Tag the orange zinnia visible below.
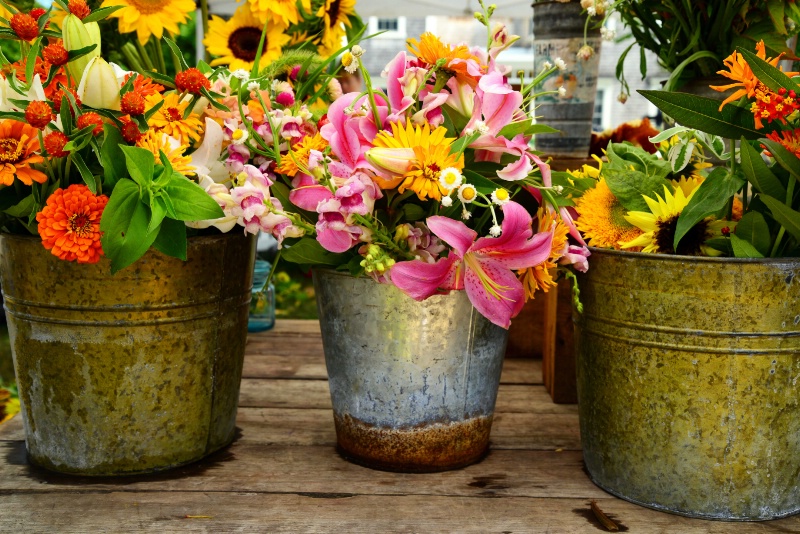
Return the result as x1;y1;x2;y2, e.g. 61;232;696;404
36;184;109;264
407;32;483;87
517;208;569;301
712;41;799;112
0;120;47;186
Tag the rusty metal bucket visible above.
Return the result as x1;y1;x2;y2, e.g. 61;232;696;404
575;248;800;520
0;232;255;476
313;269;509;472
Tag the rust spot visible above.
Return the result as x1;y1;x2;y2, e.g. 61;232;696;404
333;412;493;473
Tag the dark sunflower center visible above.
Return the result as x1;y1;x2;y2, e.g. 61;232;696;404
328;0;341;27
69;213;91;236
654;214;710;255
0;138;23;163
229;27;267;62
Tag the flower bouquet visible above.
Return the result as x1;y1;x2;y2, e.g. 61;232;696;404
0;1;262;475
569;41;800;519
210;2;589;471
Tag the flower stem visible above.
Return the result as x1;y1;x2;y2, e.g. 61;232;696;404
153;37;167;75
352;214;415;260
357;60;383;130
770;177;795;257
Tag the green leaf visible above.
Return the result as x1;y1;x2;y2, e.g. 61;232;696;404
674;167;745;249
606;143;671;180
739;137;786;199
148;194;167;234
163;38;189;72
151;217;187;261
704;236;733;256
761;195;800;242
24;40;40;91
120;145;155;188
602;167;671;212
99;179;159;273
498;120;558;139
282;237;349;265
730;233;765;258
639;90;769;140
2;194;33;218
162;176;224;221
80;5;123;23
401;203;426;221
462;169;503;195
66;44;97;64
70;152;97;194
738;48;800;97
100;124;127;190
734;211;772;256
762;138;800;179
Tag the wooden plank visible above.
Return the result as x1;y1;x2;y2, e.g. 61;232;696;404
542;279;578;403
0;414;22;441
0;491;794;533
242;353;543;384
238;379;577;415
0;442;598;498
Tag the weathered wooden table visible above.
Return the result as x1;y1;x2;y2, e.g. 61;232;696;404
1;320;799;533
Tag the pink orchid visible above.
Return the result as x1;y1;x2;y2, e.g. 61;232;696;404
384;52;417;122
560;244;591;273
231;181;269;234
391;201;553;328
289;173;333;211
262;198;305;245
470;133;534;181
411;90;448;127
443;77;475;121
315;199;369;253
465;68;522;136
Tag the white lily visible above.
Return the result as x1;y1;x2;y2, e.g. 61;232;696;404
186;119;238;232
0;74;45;112
77;57;121;110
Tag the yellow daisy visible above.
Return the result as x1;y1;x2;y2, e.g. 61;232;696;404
518;207;570;301
275;133;329;177
204;3;291;72
248;0;310;27
136;130;195;176
621;185;724;256
574;178;643;250
316;0;357;55
369;121;464;201
100;0;195;45
0;388;19;425
146;92;204;146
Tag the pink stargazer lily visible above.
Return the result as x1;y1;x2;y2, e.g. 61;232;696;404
391;201;553;328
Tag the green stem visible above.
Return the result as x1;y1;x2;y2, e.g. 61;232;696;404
352;214;415;260
265;247;281;286
770;178;796;257
122;43;146;74
152;37;167;75
63;155;72;189
358;62;383;130
135;39;154;71
37;130;57;183
200;0;210;63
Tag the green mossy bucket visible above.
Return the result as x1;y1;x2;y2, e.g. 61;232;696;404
575;248;800;520
0;232;254;476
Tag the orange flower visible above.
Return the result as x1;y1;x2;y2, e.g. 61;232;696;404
36;184;109;264
43;131;70;157
67;0;92;19
42;40;69;66
126;73;164;97
175;68;210;94
517;208;569;301
712;41;799;112
750;86;800;129
9;13;39;41
25;101;54;130
77;112;104;135
9;58;68;100
0;120;47;186
275;132;328;176
766;129;800;159
407;33;483;87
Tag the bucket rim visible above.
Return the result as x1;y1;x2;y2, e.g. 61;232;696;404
587;246;800;266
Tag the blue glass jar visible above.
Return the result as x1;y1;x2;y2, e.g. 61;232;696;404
248;260;275;332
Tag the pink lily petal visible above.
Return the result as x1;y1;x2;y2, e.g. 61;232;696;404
391;254;461;301
531;154;551;187
497;153;532;181
426;216;477;257
561;206;587;246
463;255;525;328
473;202;554;269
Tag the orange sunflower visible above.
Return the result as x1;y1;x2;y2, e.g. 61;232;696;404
711;40;799;112
36;184;109;264
145;92;204;145
407;33;483;87
0;120;47;186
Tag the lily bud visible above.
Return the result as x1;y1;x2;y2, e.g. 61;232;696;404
365;147;415;176
77;57;121;111
62;14;101;83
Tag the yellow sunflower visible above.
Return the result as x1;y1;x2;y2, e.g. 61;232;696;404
136;130;195;175
248;0;309;27
146;92;204;146
0;388;19;425
100;0;195;45
316;0;357;56
621;186;725;256
368;121;464;202
205;3;290;72
574;178;643;250
275;133;329;177
518;207;569;301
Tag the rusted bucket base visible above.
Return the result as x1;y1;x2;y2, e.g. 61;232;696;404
587;473;800;522
333;413;493;473
26;433;236;477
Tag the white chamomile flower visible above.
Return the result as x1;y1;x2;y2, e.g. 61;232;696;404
231;69;250;81
491;188;510;206
231;128;249;145
600;27;616;41
461;209;472;220
441;195;453;207
475;120;489;135
541;60;552;71
342;51;359;74
586;6;596;16
247;81;261;93
554;57;567;71
351;45;365;57
489;224;502;237
553;185;564;194
558;86;567;97
438;167;463;191
457;184;478;204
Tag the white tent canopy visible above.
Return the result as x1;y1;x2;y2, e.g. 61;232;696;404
206;0;533;18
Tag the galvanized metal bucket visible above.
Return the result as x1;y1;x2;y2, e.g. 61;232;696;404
0;232;255;476
575;248;800;520
313;269;509;472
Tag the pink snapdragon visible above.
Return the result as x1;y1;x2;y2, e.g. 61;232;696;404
391;201;553;328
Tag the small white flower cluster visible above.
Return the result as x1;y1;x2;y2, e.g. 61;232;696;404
600;26;616;41
581;0;611;16
554;57;567;71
